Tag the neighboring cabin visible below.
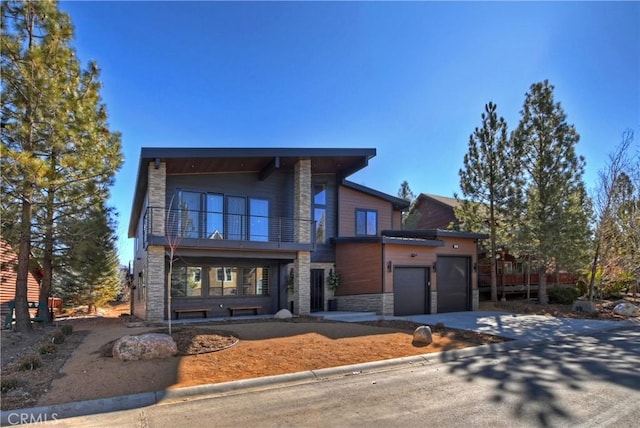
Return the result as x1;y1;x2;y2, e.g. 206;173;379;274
0;239;41;317
128;148;486;322
405;193;579;296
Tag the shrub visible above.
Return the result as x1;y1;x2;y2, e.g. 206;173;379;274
1;377;19;393
39;343;58;354
52;330;66;344
19;354;42;371
548;286;581;305
60;324;73;335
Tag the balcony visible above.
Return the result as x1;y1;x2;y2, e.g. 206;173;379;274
143;207;315;252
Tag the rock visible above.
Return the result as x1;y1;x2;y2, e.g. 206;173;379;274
412;326;433;346
572;300;597;313
112;333;178;361
613;302;640;317
433;322;445;332
274;309;293;319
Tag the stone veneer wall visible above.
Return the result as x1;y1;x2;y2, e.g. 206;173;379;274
335;293;394;315
145;161;166;323
430;291;438;314
146;246;165;323
472;289;479;311
293;159;311;315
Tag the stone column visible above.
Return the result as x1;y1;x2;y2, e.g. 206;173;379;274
293;159;311;314
146;161;166;322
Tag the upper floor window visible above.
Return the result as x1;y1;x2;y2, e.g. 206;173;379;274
314;184;327;244
356;209;377;236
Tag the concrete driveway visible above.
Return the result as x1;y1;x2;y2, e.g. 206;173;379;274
319;310;638;342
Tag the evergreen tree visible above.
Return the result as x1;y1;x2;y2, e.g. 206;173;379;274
398;180;417;229
1;0;122;330
55;204;121;311
512;80;588;304
457;102;520;302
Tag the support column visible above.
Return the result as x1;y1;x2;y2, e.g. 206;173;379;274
293;159;311;315
145;161;166;322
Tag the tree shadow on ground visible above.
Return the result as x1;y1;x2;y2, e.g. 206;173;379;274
440;327;640;427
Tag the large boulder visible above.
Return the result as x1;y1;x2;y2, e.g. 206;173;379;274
274;309;293;319
613;302;640;317
112;333;178;361
412;325;433;346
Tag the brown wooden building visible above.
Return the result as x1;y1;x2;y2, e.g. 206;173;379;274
0;239;41;317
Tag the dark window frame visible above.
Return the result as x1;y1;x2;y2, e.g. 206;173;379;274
355;208;378;236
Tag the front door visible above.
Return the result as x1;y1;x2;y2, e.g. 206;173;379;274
310;269;325;312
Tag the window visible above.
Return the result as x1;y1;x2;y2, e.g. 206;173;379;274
249;198;269;242
206;193;224;238
170;266;203;297
178;191;202;238
177;190;270;241
209;266;269;296
356;209;377;236
314;185;327;243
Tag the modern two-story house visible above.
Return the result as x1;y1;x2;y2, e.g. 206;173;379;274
128;148;486;323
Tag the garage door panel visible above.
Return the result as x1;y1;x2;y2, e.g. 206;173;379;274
393;267;429;316
437;257;470;313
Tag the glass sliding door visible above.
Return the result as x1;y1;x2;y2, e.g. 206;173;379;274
206;193;224;239
226;196;246;240
249;198;269;242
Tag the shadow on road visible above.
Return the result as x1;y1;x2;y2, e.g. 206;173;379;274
440;327;640;427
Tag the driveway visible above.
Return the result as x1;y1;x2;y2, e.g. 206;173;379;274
320;310;637;342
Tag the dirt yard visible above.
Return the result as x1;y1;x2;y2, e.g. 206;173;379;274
1;297;634;411
1;303;503;410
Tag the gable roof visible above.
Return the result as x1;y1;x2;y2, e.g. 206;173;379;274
341;180;410;210
128;147;377;237
416;193;461;209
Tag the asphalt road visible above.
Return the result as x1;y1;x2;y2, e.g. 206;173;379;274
19;325;639;428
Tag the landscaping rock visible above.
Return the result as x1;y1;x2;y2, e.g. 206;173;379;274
274;309;293;319
412;326;433;346
613;302;640;317
112;333;178;361
572;300;597;313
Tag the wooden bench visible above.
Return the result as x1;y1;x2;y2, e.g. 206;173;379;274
227;306;261;317
173;308;210;320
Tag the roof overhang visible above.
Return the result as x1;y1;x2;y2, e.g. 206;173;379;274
341;180;410;210
128;147;376;237
381;229;489;240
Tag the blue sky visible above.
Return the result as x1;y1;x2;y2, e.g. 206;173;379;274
58;1;640;265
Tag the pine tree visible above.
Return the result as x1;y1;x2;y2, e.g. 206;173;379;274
398;180;417;229
512;80;588;304
1;0;122;331
457;102;520;302
55;204;121;311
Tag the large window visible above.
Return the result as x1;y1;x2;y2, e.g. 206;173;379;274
176;191;269;241
209;266;269;296
356;209;377;236
170;266;203;297
314;184;327;243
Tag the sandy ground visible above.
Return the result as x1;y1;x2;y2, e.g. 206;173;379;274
36;316;480;407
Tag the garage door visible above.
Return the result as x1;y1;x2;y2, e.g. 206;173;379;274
437;256;471;313
393;267;430;316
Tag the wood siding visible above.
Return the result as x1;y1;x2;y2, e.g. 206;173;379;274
412;197;458;229
338;185;395;236
1;240;41;315
336;236;478;296
335;242;382;295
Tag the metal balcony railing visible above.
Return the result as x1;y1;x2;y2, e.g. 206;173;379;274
143;207;314;247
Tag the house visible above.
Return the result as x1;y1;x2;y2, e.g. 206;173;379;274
128;148;486;322
405;193;461;230
0;239;42;317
